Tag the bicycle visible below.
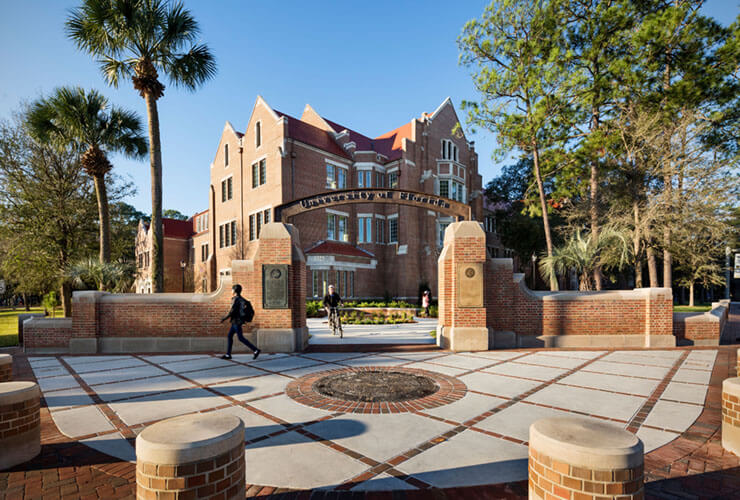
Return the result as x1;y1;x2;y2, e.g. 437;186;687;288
327;306;343;339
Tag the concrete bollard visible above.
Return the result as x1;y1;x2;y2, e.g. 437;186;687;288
736;348;739;377
722;377;740;455
0;354;11;381
529;417;644;500
136;413;245;500
0;381;41;470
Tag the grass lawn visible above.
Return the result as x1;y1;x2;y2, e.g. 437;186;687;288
0;307;63;347
673;304;712;313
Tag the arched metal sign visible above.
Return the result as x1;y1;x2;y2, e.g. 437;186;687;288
274;188;471;222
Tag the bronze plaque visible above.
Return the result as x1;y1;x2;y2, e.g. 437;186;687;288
457;262;483;307
263;264;289;309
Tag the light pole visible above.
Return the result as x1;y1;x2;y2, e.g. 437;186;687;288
180;260;187;292
531;253;537;290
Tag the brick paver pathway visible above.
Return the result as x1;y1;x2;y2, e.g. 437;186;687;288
1;304;739;499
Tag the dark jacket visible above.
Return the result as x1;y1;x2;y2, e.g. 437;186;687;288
223;296;248;325
322;292;342;308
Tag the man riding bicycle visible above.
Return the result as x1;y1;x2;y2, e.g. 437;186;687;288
323;284;343;338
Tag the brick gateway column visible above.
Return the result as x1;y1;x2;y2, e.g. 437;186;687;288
0;354;11;381
0;381;41;470
437;221;488;351
529;417;644;500
722;377;740;455
136;413;245;500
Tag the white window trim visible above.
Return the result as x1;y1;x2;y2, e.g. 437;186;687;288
357;213;373;217
386;167;399;174
220;174;234;183
251;154;268;165
325;158;351;168
354;161;385;172
374;214;386;219
326;208;349;217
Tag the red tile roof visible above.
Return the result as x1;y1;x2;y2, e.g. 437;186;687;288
374;122;413;161
274;110;350;159
162;218;194;239
305;241;375;259
320;117;413;163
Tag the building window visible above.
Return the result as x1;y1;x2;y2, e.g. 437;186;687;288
388;171;398;188
438;221;451;247
375;172;385;187
327;213;348;242
255;121;261;148
196;214;208;233
219;221;237;248
358;216;372;243
256;211;263;238
224;144;229;166
252;159;266;188
441;139;458;161
312;270;331;298
376;218;385;244
201;243;209;261
249;214;256;241
263;208;270;224
439;179;449;198
357;170;372;188
327;163;347;189
389;216;398;243
221;177;233;202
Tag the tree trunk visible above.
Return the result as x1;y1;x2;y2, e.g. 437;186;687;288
22;292;29;311
144;91;164;293
590;163;603;290
663;225;672;290
93;174;111;264
61;282;72;317
647;245;659;287
532;144;558;291
633;200;642;288
689;281;694;307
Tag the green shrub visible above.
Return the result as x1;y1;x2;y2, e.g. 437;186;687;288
306;300;323;317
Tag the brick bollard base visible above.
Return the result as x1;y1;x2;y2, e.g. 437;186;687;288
529;417;645;500
722;377;740;455
0;381;41;470
136;413;245;500
0;354;11;382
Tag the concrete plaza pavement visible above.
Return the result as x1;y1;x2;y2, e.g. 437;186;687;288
307;317;437;345
19;347;722;492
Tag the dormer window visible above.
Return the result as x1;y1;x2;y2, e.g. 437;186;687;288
224;144;229;166
256;121;261;148
441;139;458;162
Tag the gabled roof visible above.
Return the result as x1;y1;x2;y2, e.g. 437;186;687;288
305;240;375;259
274;110;350;159
321;117;412;162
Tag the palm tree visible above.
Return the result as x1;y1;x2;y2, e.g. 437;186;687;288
539;227;630;291
66;0;217;292
67;258;138;293
27;86;146;264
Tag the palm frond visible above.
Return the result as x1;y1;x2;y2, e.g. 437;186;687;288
164;43;217;90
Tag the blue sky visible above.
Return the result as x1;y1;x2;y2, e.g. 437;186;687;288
1;1;736;217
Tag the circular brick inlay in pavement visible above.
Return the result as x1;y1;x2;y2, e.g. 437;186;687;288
286;366;467;413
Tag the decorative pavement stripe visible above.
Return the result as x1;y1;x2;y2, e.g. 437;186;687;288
626;350;690;434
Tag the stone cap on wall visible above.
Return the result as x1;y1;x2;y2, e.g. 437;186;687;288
512;273;672;302
442;220;485;247
530;417;643;469
0;381;40;406
136;414;244;464
74;276;231;304
23;318;72;329
0;354;10;366
723;377;740;398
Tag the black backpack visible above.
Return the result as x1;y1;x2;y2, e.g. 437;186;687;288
239;298;255;323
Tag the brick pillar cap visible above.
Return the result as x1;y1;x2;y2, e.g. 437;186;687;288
723;377;740;397
530;417;643;469
136;414;244;465
0;381;39;406
0;354;11;366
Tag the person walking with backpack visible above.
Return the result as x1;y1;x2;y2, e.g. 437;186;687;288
221;284;260;360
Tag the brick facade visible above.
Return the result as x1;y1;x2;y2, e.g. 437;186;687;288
22;318;72;350
673;301;730;345
0;355;11;382
137;95;510;300
136;441;245;500
529;448;644;500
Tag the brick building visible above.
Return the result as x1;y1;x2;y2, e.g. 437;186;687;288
136;96;508;299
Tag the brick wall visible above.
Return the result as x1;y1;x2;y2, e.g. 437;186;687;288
673;302;729;344
440;223;674;347
23;318;72;349
0;391;40;442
